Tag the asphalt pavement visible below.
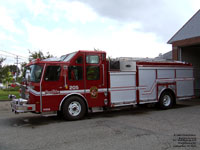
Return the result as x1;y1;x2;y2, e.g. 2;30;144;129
0;99;200;150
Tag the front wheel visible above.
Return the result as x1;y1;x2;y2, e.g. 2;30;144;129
62;96;86;121
159;91;174;109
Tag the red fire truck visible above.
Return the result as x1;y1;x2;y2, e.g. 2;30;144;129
11;50;194;120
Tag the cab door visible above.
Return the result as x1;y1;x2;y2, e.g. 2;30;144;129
42;64;63;111
67;54;85;94
84;52;108;107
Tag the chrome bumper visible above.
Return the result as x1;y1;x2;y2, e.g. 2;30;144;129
11;98;36;113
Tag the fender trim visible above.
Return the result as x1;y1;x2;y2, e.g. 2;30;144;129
59;93;89;111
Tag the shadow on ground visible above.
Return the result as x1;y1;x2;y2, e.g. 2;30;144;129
2;99;200;128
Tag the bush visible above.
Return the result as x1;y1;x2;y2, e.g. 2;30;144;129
3;86;20;91
0;90;20;100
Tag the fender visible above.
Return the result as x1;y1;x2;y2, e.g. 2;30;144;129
59;93;89;111
157;83;176;100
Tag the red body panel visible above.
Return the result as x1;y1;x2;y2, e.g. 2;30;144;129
22;50;194;113
25;50;108;112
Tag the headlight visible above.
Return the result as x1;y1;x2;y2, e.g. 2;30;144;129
19;99;28;105
25;93;29;99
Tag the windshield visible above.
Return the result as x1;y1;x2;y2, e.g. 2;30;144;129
60;55;67;61
25;65;43;83
62;52;77;62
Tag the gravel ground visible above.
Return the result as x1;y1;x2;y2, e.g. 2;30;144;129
0;99;200;150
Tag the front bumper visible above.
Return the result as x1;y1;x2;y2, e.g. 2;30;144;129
11;98;36;113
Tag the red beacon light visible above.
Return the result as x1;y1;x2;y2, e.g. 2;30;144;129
31;58;41;63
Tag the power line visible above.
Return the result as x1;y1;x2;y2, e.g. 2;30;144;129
0;50;28;59
0;53;27;62
0;50;28;81
0;54;15;58
0;51;27;79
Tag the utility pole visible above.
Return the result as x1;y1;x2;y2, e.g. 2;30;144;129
16;56;19;81
0;49;29;82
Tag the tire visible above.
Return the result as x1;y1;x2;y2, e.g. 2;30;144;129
62;96;86;121
159;91;174;109
57;111;63;118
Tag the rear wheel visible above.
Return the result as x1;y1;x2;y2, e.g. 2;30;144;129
159;91;174;109
62;96;86;121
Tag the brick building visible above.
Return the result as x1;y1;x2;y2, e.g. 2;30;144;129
168;9;200;96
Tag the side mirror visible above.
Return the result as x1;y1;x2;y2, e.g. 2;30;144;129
25;70;31;82
28;75;31;82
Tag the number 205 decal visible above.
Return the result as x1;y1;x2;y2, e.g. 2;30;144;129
69;85;79;90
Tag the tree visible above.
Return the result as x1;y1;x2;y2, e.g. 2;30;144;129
0;61;20;86
15;62;28;83
0;57;5;64
7;65;20;76
0;57;6;83
20;62;27;77
0;59;15;85
1;65;14;88
2;70;13;88
28;50;54;62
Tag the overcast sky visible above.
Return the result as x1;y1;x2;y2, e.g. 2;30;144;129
0;0;199;64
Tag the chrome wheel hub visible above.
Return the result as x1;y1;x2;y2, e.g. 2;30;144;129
163;95;171;107
68;101;81;116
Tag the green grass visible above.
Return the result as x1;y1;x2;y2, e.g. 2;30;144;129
0;90;20;100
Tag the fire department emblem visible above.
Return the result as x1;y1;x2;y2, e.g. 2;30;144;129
90;86;98;98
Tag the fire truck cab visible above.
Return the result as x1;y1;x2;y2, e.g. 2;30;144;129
11;50;194;120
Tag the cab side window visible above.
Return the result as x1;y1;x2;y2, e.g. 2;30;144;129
44;66;61;81
68;66;83;81
86;66;100;80
86;55;99;64
86;55;100;80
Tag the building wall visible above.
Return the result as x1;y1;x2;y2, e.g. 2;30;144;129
182;46;200;96
172;46;178;60
172;41;200;97
172;36;200;60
